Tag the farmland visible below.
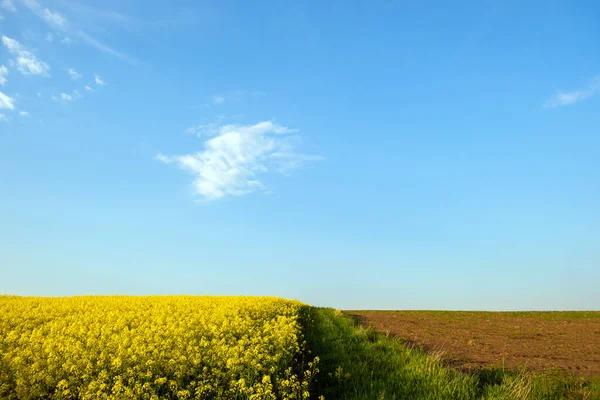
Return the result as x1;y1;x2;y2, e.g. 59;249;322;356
346;310;600;377
1;296;599;399
309;308;600;400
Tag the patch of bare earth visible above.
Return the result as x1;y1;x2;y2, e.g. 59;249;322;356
346;311;600;378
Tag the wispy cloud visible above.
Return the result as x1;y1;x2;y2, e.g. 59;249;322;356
545;76;600;108
0;65;8;85
19;0;136;63
77;31;135;64
57;1;129;24
52;92;72;101
1;0;16;12
52;88;84;102
20;0;66;28
45;32;53;42
19;110;28;116
60;36;72;45
154;154;170;164
2;35;50;76
84;85;92;92
157;121;322;201
0;113;7;122
213;95;225;105
94;74;106;85
67;67;81;80
185;121;222;137
0;90;15;110
42;7;66;27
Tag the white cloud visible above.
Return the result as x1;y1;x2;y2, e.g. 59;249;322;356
42;7;65;27
2;35;50;76
45;32;53;42
67;67;81;80
52;90;80;102
59;1;129;23
0;90;15;110
154;154;171;164
157;121;322;201
203;91;266;108
77;31;135;64
18;0;134;63
84;85;93;92
545;76;600;108
94;74;106;85
1;0;16;12
0;65;8;85
545;91;586;107
19;0;66;28
2;35;19;51
19;110;28;116
186;122;221;137
60;37;71;45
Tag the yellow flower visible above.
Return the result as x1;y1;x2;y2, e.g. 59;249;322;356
0;295;317;399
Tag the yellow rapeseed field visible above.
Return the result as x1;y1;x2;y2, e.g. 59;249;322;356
0;296;319;399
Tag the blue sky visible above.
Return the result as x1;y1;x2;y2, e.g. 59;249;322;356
1;0;598;310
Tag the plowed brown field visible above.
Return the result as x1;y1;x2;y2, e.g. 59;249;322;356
346;310;600;377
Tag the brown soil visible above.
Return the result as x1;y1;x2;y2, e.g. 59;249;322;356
346;310;600;378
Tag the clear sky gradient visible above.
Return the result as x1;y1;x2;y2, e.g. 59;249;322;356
1;0;598;310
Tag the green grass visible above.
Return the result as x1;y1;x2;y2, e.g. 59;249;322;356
306;308;600;400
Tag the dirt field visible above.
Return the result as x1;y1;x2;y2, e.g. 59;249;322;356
346;310;600;377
